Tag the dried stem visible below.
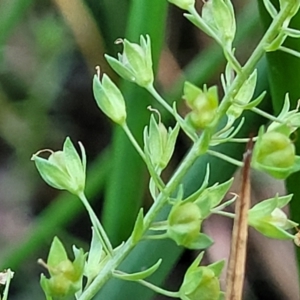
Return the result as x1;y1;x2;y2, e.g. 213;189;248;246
225;138;253;300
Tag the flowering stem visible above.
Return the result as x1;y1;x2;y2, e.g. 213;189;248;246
79;132;206;300
78;3;297;299
78;192;113;256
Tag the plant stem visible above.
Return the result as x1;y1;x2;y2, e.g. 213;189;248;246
146;84;175;115
208;149;244;167
122;123;146;161
78;3;297;299
134;278;179;298
122;123;165;191
79;132;205;300
78;192;113;256
212;0;297;127
251;106;284;123
211;210;235;219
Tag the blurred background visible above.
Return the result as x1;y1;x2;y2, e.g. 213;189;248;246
0;0;300;299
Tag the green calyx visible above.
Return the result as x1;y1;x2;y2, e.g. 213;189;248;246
179;252;224;300
31;137;86;196
251;127;300;179
105;35;154;88
144;114;180;170
39;237;85;298
93;71;127;125
248;194;298;239
256;131;295;169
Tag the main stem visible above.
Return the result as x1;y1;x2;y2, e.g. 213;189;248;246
79;3;296;299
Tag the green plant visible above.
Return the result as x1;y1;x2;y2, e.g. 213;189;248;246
3;0;300;299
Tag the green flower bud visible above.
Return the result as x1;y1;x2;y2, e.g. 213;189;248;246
184;82;218;129
256;131;295;169
39;237;86;298
202;0;236;46
226;69;257;121
167;202;202;248
47;273;74;297
105;35;153;88
93;70;127;125
144;114;179;170
179;252;224;300
31;137;86;196
248;195;298;240
168;0;195;10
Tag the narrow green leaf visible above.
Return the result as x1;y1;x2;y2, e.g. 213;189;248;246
132;208;144;244
113;259;162;281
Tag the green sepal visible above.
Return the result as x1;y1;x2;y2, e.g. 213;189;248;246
248;194;298;239
227;69;257;119
64;137;86;192
47;237;69;275
179;252;222;300
207;260;225;278
93;73;127;125
194;178;233;219
105;54;135;82
268;94;300;135
212;0;236;45
202;0;218;33
33;155;72;192
252;127;299;179
40;274;53;300
249;221;295;240
237;91;266;110
248;194;292;218
144;114;180;169
32;137;86;196
167;202;202;248
84;228;105;285
187;233;214;250
106;35;153;87
132;208;145;244
112;259;162;281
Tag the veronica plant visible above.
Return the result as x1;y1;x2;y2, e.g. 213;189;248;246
30;0;300;299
